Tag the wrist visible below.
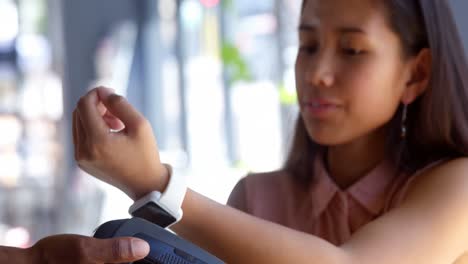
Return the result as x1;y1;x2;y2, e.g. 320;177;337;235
131;164;171;201
129;164;187;228
157;164;171;193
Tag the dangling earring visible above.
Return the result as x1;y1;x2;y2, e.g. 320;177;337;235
401;104;408;139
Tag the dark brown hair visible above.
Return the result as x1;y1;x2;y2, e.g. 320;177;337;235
284;0;468;187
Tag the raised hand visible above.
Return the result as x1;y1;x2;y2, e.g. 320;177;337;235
73;87;169;200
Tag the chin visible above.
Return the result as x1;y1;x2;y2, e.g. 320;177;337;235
310;135;346;146
305;126;353;146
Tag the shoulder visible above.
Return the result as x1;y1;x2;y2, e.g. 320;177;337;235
227;170;291;212
244;170;290;186
341;158;468;263
402;157;468;227
433;157;468;178
407;157;468;198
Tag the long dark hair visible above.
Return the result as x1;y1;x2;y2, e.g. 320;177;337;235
284;0;468;187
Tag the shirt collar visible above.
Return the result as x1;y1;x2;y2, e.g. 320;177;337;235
308;153;398;218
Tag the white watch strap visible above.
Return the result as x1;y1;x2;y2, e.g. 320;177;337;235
158;163;187;216
128;164;187;220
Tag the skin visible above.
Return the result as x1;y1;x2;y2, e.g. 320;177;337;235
4;0;468;263
0;235;151;263
295;0;430;189
70;88;468;264
73;0;468;263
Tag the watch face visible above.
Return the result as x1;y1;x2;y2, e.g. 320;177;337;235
132;203;177;228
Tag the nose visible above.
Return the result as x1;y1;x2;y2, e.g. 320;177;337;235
304;53;335;88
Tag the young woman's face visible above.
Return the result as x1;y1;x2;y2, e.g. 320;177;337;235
295;0;412;145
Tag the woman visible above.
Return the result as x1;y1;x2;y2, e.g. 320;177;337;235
5;0;468;262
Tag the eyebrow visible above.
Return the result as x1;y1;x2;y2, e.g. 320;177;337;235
298;24;367;34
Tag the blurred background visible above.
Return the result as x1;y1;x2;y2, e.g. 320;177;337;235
0;0;466;248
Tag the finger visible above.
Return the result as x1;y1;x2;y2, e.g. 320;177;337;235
96;86;115;101
100;93;147;135
75;110;89;160
76;110;87;143
77;88;109;139
97;88;126;130
73;110;81;159
97;101;107;116
95;87;116;120
88;237;150;263
103;113;125;131
96;86;141;130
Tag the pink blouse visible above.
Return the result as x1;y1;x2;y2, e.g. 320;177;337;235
227;157;438;246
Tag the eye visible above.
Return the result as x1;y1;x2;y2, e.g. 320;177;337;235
342;48;366;56
299;45;318;55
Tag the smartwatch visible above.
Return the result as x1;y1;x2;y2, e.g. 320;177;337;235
129;164;187;228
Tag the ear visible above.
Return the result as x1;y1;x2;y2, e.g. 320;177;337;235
401;48;432;104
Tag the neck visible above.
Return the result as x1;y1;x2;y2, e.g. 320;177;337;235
326;127;388;190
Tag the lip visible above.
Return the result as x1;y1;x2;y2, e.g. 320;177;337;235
301;99;341;119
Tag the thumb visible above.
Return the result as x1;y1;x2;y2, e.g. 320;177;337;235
100;92;146;134
89;237;150;263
